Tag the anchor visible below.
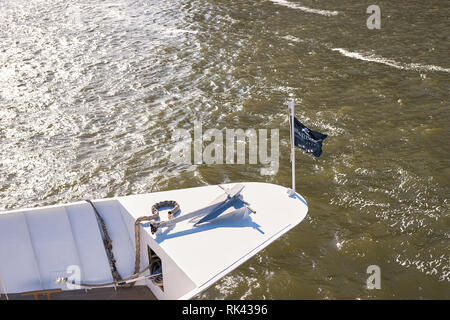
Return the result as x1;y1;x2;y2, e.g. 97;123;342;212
150;184;255;234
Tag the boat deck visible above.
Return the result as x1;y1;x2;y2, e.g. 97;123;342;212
0;182;308;299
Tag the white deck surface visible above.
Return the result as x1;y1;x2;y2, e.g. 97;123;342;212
117;182;308;299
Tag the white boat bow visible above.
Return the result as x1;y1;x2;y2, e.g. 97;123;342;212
0;182;308;300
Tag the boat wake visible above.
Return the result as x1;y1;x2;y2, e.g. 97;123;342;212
332;48;450;73
269;0;339;17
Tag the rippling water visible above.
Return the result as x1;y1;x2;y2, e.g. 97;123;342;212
0;0;449;299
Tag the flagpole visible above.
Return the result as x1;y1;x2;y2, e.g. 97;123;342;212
288;100;296;196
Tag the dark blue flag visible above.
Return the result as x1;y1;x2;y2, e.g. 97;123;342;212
290;116;327;157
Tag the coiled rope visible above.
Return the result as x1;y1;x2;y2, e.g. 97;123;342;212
133;200;180;279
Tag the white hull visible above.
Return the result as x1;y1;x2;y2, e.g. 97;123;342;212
0;182;308;300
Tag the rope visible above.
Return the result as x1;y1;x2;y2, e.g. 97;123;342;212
0;276;8;300
133;215;159;276
133;201;180;278
57;265;158;288
151;200;180;219
72;199;179;289
85;200;122;282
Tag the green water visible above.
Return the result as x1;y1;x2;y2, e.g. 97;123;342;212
0;0;448;299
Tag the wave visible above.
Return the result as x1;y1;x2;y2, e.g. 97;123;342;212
332;48;450;73
269;0;339;17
